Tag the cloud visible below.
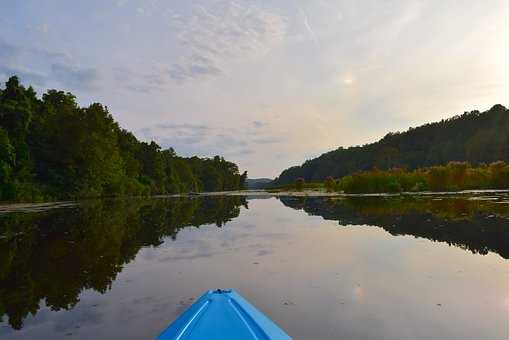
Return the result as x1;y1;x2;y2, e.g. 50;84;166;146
30;23;49;35
138;121;278;160
0;64;46;86
169;55;221;81
156;123;209;130
139;123;212;150
169;0;287;81
113;67;167;93
0;40;20;60
51;63;99;91
153;123;211;145
0;41;47;85
298;7;319;46
252;121;267;129
0;39;99;92
0;39;67;62
252;137;280;145
215;133;248;148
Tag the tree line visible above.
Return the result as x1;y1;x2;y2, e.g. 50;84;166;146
274;104;509;185
0;76;247;201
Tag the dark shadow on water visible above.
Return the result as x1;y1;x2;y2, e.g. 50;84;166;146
0;196;246;330
279;194;509;259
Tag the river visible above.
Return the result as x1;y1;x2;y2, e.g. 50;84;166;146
1;193;509;339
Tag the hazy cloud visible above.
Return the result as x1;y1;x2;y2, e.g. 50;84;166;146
298;7;319;46
139;123;211;150
0;64;46;86
252;121;268;129
51;63;99;91
0;40;20;60
0;39;99;92
169;55;221;81
139;121;276;159
114;67;169;93
0;39;68;62
252;137;280;145
169;0;287;81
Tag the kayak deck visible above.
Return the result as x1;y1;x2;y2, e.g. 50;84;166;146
157;289;291;340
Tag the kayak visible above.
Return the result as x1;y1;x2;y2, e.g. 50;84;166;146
157;289;292;340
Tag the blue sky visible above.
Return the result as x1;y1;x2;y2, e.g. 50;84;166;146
1;0;508;177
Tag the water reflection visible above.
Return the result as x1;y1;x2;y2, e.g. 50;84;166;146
0;197;246;330
280;194;509;259
1;193;509;338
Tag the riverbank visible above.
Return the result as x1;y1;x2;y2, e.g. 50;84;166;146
172;188;509;198
3;189;509;213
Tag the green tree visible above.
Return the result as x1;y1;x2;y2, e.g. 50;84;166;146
0;128;14;199
490;161;509;189
239;171;248;189
324;176;335;192
448;161;469;190
295;177;305;191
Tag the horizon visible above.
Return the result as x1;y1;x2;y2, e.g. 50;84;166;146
1;1;508;178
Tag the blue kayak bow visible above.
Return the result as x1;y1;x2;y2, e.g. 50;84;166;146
157;289;292;340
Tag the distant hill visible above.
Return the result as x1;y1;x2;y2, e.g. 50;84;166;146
246;178;273;189
274;105;509;185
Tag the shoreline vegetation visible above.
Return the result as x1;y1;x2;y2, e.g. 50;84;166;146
0;76;246;202
4;187;509;210
269;161;509;194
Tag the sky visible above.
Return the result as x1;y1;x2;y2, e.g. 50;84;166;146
1;0;508;178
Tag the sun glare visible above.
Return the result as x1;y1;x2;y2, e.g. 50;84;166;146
343;77;354;85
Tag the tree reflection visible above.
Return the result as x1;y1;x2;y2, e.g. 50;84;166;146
0;196;246;330
280;195;509;258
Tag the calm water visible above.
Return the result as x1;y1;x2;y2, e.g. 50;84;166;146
2;193;509;339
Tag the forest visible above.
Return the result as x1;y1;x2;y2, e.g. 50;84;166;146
274;104;509;185
0;76;247;201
